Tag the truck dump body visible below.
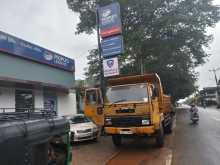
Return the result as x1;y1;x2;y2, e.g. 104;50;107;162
0;110;70;165
108;74;162;86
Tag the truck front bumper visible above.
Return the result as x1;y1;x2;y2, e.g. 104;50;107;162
104;126;156;136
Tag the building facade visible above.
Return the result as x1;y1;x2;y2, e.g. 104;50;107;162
0;31;76;116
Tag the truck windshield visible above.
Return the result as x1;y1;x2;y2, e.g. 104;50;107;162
106;84;148;103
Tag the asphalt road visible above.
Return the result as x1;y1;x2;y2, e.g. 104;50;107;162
106;135;173;165
72;122;175;165
172;106;220;165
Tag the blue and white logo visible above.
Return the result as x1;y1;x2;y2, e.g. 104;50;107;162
44;52;53;61
107;59;114;68
102;9;112;18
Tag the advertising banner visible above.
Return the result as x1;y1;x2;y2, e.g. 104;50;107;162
101;35;124;58
98;2;122;38
0;31;75;72
103;57;119;77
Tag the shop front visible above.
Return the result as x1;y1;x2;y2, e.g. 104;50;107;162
0;31;76;116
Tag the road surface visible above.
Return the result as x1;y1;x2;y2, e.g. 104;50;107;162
72;106;220;165
72;123;175;165
173;106;220;165
106;134;174;165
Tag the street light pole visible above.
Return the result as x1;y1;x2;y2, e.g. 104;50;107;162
209;67;220;108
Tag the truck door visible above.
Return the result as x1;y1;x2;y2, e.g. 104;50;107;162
84;88;104;126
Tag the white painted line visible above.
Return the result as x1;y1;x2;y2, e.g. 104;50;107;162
212;117;220;122
165;115;175;165
165;153;173;165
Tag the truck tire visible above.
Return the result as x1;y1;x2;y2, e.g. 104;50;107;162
164;121;173;134
156;125;164;148
112;135;122;147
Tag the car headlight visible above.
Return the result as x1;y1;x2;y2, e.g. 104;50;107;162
142;119;150;125
105;118;112;125
70;127;75;132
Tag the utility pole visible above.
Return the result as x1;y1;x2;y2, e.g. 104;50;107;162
209;68;220;84
96;4;105;98
209;67;220;108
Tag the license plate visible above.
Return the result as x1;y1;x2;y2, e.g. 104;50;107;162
119;130;133;135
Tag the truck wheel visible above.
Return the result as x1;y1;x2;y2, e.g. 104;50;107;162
164;121;173;134
156;125;164;148
112;135;122;147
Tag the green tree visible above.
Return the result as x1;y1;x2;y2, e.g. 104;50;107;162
67;0;220;101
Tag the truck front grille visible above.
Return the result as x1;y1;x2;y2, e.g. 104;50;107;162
110;115;151;127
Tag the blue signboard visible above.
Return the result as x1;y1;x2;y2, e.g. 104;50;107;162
98;2;122;38
101;35;124;58
0;31;75;72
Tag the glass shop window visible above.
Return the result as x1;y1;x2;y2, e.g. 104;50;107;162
15;90;34;112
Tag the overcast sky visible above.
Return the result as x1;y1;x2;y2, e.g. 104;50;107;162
0;0;220;89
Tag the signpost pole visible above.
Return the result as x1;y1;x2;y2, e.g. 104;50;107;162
96;5;105;97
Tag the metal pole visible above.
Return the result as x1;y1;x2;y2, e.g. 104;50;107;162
209;68;220;85
140;55;144;75
96;5;105;97
209;68;220;108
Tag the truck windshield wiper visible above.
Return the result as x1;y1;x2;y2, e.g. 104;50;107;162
113;99;127;103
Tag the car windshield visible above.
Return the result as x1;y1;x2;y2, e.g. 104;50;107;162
106;83;148;103
70;116;91;124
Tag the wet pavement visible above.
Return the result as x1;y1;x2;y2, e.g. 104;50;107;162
72;120;175;165
72;136;118;165
72;106;220;165
172;106;220;165
106;135;174;165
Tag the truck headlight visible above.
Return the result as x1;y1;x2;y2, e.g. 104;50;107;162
142;119;150;125
105;118;112;125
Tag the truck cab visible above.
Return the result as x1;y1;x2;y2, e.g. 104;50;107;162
84;74;173;147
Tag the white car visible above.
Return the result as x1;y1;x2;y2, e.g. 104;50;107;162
69;114;99;142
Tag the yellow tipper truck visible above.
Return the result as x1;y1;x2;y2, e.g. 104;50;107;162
84;74;173;147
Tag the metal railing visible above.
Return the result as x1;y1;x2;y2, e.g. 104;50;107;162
0;108;57;121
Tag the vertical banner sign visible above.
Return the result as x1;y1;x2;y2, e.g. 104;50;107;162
101;35;124;58
103;57;119;77
98;2;122;38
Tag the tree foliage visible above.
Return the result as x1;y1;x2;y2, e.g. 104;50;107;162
67;0;220;101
